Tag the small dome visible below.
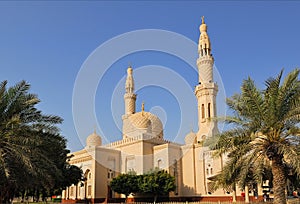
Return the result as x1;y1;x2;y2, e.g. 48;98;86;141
129;112;151;129
185;131;197;144
86;132;102;147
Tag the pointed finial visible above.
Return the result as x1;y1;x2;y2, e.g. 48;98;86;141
142;101;145;116
127;63;133;75
201;16;205;24
93;125;96;134
142;101;145;115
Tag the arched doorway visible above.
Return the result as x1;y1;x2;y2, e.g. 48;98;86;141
84;169;91;202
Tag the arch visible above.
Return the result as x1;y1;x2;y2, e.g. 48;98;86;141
70;186;74;197
201;104;205;119
83;169;91;199
108;169;114;179
157;159;162;169
84;169;91;179
126;156;135;172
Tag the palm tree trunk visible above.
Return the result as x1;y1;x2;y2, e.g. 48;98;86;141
232;185;237;203
245;185;250;203
272;157;287;204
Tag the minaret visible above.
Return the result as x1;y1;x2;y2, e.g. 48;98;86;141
195;17;219;141
124;65;136;115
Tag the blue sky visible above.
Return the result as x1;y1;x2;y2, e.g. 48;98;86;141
1;1;299;152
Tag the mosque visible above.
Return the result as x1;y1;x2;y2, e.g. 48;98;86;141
62;18;261;203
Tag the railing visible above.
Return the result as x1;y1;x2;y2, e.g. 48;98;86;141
104;135;171;148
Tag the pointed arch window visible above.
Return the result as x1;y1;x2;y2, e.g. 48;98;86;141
70;186;74;197
201;104;205;119
157;159;162;169
208;103;211;118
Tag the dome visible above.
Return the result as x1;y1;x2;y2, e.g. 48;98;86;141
129;112;151;129
86;132;102;147
128;111;163;138
184;131;197;144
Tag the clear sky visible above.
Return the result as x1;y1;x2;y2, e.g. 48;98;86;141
1;1;299;152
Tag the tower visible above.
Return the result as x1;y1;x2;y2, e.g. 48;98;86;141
195;17;219;141
124;65;136;115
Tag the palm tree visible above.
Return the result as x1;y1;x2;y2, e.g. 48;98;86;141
0;80;63;203
212;69;300;204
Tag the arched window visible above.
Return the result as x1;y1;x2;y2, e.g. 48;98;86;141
126;156;135;173
157;159;162;169
70;186;74;197
208;103;211;118
84;169;90;180
87;185;92;196
108;169;114;179
201;104;205;119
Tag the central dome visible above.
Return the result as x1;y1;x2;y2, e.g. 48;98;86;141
129;112;151;129
127;111;163;138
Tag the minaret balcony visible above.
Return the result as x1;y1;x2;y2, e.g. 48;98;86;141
195;83;218;98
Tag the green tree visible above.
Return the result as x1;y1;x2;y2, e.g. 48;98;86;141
212;69;300;204
0;80;82;203
139;169;176;203
110;171;139;200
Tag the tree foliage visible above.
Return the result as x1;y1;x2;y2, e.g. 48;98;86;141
139;169;176;203
110;171;139;198
0;80;82;203
110;169;175;203
211;69;300;204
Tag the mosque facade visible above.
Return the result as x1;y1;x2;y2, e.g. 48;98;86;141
62;19;261;203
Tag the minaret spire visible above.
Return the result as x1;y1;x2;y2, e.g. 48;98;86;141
124;65;137;115
198;16;211;59
125;65;134;94
195;17;219;142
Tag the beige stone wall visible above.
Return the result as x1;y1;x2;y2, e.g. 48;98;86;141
181;144;228;196
94;159;108;198
194;145;207;195
94;147;121;199
118;140;143;174
142;141;155;173
181;144;197;196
